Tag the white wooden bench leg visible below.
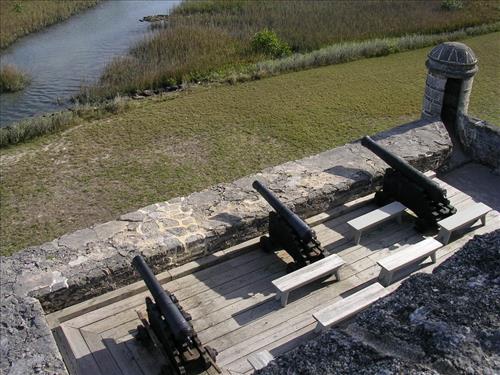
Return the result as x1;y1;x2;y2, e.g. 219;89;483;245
333;269;341;281
279;292;289;307
480;214;487;226
430;252;437;263
353;230;361;245
378;269;393;287
314;322;326;333
439;229;452;245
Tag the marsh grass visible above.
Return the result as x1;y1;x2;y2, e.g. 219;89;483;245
0;96;129;147
0;64;30;93
0;0;100;49
226;22;500;83
0;112;75;147
86;0;500;100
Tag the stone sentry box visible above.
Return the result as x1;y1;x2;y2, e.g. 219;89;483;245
421;41;478;142
421;41;500;172
1;42;496;375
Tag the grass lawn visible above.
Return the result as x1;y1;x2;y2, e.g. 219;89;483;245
0;32;498;256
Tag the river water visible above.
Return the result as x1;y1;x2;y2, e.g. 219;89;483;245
0;0;180;127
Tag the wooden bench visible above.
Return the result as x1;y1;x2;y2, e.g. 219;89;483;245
272;254;345;307
313;282;389;332
347;201;406;244
247;350;274;371
377;237;442;286
437;202;492;245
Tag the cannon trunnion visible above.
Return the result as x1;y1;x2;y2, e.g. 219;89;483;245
253;181;326;271
132;255;218;375
361;135;456;231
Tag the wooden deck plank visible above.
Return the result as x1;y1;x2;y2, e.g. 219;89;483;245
67;250;275;330
120;334;167;375
54;325;103;375
80;329;123;375
103;336;144;375
202;274;363;350
181;259;286;313
84;263;285;336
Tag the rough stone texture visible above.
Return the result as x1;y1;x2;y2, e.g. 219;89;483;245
0;119;452;374
0;294;67;375
458;117;500;173
258;230;500;375
421;72;447;120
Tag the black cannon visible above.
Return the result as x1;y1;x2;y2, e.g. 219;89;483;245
132;255;218;375
361;135;456;231
253;180;326;271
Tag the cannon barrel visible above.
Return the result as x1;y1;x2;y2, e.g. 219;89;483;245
132;255;194;344
361;136;446;202
253;180;315;243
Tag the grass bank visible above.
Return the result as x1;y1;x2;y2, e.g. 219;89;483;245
0;64;30;93
0;0;100;49
84;0;500;100
0;32;498;256
0;96;130;147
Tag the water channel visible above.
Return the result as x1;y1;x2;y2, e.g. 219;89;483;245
0;0;180;127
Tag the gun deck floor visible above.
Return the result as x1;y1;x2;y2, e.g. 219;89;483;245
46;166;500;375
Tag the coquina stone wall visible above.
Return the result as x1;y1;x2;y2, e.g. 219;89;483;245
1;119;452;374
458;117;500;173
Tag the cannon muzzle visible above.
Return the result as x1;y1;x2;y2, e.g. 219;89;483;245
132;255;194;344
253;180;315;243
361;135;446;202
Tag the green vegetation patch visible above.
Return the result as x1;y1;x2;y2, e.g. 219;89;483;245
0;64;30;93
0;32;498;255
0;0;100;49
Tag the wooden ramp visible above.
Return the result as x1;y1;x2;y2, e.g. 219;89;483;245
47;176;500;375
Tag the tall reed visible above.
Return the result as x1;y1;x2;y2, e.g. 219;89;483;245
0;64;30;93
86;0;500;101
0;0;100;49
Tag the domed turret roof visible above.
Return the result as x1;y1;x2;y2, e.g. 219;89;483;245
426;42;478;78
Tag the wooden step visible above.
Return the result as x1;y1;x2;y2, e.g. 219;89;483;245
347;201;406;244
438;202;492;244
272;254;345;307
377;237;442;286
313;282;389;332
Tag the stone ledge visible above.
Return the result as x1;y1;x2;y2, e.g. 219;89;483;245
0;119;452;374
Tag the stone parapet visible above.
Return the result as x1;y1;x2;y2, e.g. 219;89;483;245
0;119;452;374
458;117;500;173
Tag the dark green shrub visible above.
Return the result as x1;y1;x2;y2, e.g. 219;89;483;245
441;0;464;11
251;29;291;58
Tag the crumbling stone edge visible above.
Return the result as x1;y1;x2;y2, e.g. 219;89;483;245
1;119;452;374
